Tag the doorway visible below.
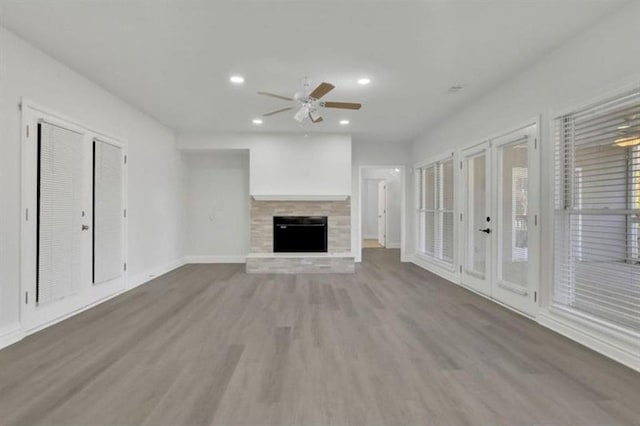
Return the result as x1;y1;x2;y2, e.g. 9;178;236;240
460;122;539;316
361;167;402;251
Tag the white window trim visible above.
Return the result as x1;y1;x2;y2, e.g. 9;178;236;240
414;151;457;273
543;84;640;371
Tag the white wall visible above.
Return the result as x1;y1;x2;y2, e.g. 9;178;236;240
183;151;249;261
362;168;403;247
251;137;351;196
408;1;640;369
0;27;185;338
177;133;351;196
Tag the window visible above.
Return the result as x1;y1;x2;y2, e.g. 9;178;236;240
416;156;455;267
554;89;640;333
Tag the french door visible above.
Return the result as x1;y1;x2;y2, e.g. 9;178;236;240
461;123;539;316
21;105;126;332
461;142;492;295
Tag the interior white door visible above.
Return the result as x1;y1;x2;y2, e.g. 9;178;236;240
377;181;387;247
461;142;492;295
490;124;539;316
93;139;125;288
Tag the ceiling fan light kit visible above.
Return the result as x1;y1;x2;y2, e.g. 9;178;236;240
294;106;310;122
258;81;362;124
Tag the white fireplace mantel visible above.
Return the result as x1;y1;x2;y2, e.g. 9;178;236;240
251;194;349;201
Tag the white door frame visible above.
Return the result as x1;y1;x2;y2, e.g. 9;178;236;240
357;165;406;262
20;99;128;333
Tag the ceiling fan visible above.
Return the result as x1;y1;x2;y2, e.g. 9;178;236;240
258;81;362;124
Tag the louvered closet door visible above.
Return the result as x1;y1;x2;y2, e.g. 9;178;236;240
93;139;124;286
37;122;89;306
22;106;128;332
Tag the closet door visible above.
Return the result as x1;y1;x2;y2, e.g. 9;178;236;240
21;104;128;332
25;121;93;329
93;139;124;288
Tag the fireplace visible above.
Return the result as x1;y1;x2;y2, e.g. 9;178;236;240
273;216;328;253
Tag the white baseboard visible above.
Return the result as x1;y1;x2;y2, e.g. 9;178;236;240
184;255;247;264
27;258;187;337
411;254;459;284
410;254;639;372
538;308;640;372
0;257;187;352
0;323;24;350
127;257;187;290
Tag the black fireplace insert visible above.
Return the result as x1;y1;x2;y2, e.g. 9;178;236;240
273;216;328;253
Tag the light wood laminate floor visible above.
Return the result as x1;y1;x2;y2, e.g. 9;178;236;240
362;239;383;248
1;249;639;426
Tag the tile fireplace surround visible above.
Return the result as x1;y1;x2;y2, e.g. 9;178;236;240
246;198;355;273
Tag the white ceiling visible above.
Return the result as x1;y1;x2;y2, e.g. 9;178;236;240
0;0;628;144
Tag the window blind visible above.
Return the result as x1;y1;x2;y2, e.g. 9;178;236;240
554;89;640;333
37;122;84;304
93;140;124;284
417;157;455;267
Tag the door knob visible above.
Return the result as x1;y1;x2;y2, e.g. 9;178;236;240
82;224;90;231
478;228;491;234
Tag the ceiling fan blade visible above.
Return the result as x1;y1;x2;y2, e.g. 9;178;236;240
257;91;294;101
309;113;324;123
322;101;362;110
263;107;294;117
309;82;335;100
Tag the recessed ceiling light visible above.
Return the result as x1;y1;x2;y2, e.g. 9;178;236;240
357;78;371;85
340;119;350;125
230;75;245;85
252;118;263;125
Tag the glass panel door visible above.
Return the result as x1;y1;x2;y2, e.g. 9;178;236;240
461;142;492;295
497;139;529;288
491;124;539;316
460;123;539;316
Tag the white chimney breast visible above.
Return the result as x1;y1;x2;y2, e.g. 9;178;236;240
249;134;351;199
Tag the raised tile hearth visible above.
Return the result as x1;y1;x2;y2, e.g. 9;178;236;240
246;253;355;274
